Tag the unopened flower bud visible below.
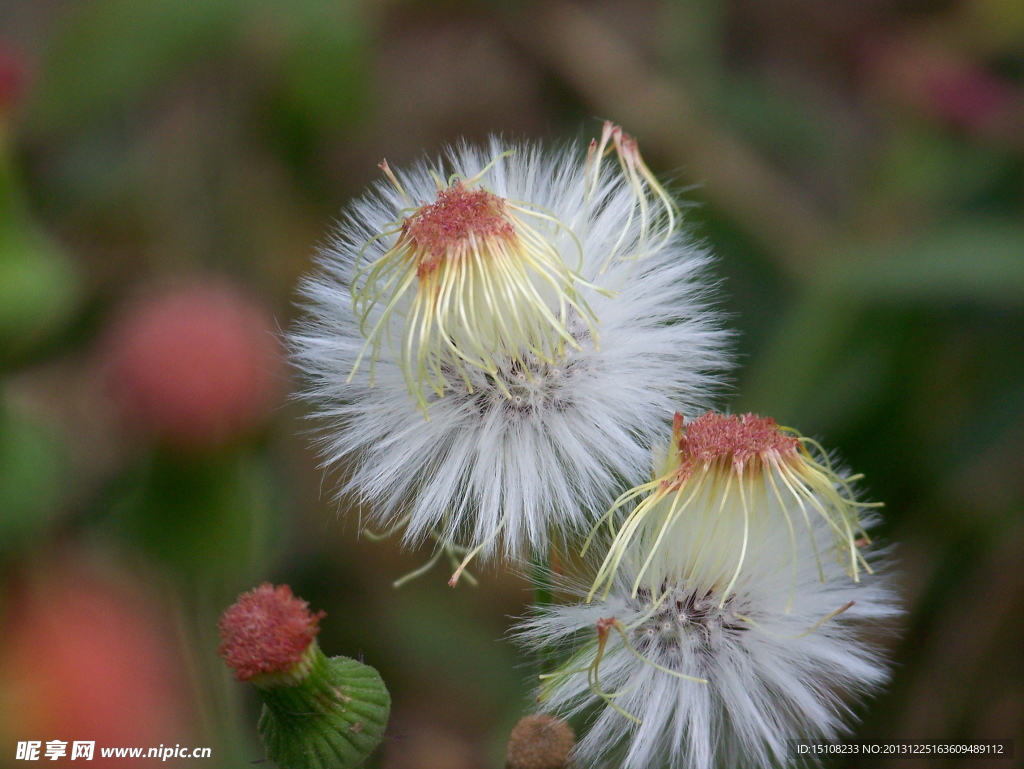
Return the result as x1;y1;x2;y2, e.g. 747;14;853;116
505;714;575;769
218;583;324;686
218;584;390;769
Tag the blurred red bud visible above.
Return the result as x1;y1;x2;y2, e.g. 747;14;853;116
0;47;26;115
103;278;282;452
0;561;194;766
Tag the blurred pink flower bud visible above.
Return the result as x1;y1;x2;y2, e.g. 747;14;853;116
923;61;1016;131
865;35;1018;134
0;561;194;767
0;47;26;115
104;278;282;452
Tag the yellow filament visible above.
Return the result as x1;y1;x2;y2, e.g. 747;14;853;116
733;600;855;640
588;437;878;608
540;615;706;727
351;196;602;416
448;514;505;587
717;469;749;609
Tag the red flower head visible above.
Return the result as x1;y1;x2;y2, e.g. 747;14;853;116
218;584;325;683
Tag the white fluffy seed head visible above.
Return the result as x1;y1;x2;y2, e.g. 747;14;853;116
519;509;899;769
290;128;732;564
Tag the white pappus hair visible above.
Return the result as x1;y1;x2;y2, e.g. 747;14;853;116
290;129;731;566
517;509;899;769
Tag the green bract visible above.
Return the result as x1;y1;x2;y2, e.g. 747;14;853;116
255;647;390;769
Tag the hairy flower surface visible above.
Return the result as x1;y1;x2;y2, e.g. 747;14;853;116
505;714;576;769
291;127;730;564
520;509;897;769
587;412;877;602
218;583;324;684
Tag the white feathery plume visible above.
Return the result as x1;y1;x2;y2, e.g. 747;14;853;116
517;418;898;769
290;125;731;570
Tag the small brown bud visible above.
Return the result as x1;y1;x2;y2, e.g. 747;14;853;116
505;714;575;769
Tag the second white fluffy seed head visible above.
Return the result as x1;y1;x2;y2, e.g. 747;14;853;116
522;514;897;769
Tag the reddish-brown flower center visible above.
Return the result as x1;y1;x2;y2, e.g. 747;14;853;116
405;183;514;275
676;412;799;475
217;583;324;682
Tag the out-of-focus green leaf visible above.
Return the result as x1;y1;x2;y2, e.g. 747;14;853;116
117;448;276;583
825;219;1024;304
0;401;67;554
269;0;368;131
965;0;1024;54
27;0;243;129
865;125;1009;214
737;218;1024;428
378;587;526;710
255;0;370;163
734;291;860;425
720;73;866;193
0;134;80;364
660;1;726;96
0;233;80;363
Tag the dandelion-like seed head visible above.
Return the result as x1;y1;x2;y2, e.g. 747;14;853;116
587;411;877;604
349;153;600;416
291;126;731;565
523;508;897;769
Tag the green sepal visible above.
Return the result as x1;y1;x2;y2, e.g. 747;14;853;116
255;646;390;769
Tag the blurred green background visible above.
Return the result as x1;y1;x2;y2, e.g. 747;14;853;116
0;1;1022;767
